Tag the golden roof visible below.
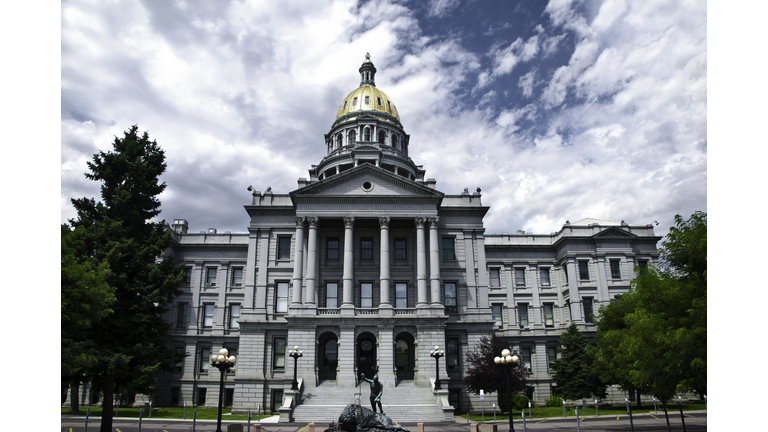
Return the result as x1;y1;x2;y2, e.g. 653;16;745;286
334;85;400;122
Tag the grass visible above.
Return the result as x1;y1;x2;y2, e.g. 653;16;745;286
61;406;273;421
464;401;706;422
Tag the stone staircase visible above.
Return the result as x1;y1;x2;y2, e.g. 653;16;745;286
292;381;447;423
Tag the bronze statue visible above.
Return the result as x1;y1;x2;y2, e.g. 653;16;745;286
360;372;384;414
324;404;409;432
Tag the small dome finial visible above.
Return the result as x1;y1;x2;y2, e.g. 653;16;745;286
365;52;370;60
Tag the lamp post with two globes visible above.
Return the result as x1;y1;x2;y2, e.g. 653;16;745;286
210;348;237;432
494;349;519;432
430;346;445;390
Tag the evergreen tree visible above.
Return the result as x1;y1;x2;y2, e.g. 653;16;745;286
61;224;115;412
463;334;527;413
69;125;184;432
594;212;707;432
550;323;606;401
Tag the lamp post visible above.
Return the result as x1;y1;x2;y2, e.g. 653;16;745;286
494;349;519;432
430;346;445;390
210;348;237;432
289;346;303;390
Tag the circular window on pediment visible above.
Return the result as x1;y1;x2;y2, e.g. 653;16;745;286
361;181;373;192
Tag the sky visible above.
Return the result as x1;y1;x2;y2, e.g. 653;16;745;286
61;0;707;237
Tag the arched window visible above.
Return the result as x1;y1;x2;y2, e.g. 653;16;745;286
392;135;399;150
378;130;386;144
349;129;356;145
336;134;342;148
364;127;371;142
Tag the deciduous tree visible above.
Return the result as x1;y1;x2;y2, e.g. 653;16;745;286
463;334;527;413
69;125;184;432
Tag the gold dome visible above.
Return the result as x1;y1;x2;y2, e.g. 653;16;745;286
334;85;400;122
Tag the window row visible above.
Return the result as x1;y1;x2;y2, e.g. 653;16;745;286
314;281;459;310
321;237;457;261
327;126;407;152
176;303;241;330
488;267;553;288
181;267;244;288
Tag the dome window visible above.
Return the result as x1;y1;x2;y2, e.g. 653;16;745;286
336;134;342;147
364;96;370;105
352;97;358;107
343;101;348;110
349;129;356;144
377;97;382;106
364;127;371;141
393;135;399;150
378;130;386;144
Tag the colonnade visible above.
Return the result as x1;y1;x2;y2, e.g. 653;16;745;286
289;215;443;308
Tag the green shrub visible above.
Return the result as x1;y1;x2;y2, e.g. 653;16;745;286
511;394;532;411
545;396;562;407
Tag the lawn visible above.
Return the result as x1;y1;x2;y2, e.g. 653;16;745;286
61;406;272;421
464;401;706;422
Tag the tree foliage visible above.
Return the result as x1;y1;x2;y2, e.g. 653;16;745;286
463;334;527;412
550;323;606;401
594;212;706;432
68;126;184;432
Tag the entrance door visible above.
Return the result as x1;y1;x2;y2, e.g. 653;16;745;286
320;337;338;381
395;335;414;381
357;336;377;379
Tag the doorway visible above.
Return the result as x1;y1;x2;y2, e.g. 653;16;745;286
319;334;338;381
395;332;415;382
357;333;377;379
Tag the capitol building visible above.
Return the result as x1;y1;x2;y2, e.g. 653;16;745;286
145;55;659;421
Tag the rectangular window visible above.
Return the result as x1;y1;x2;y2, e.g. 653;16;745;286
446;337;460;369
442;237;456;260
394;238;407;260
278;237;291;260
176;303;188;328
543;304;554;327
638;259;648;269
352;97;358;106
377;97;382;106
518;303;529;328
276;282;289;313
206;267;217;286
199;347;211;372
515;268;526;286
343;101;348;110
225;389;234;407
326;282;338;308
564;265;569;284
272;389;284;412
395;283;407;308
231;268;243;287
229;304;240;329
174;347;185;372
364;95;370;105
521;347;532;371
540;268;551;286
327;238;339;260
183;267;192;286
203;304;214;328
578;261;589;280
361;282;373;308
197;388;207;406
171;387;180;405
361;237;373;260
444;282;457;312
273;338;286;369
492;304;503;328
610;260;621;279
583;298;594;323
489;268;500;287
547;347;557;371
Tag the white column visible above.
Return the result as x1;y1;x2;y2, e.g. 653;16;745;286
291;217;305;305
416;217;428;305
379;216;391;307
342;216;355;306
304;217;318;305
428;217;441;306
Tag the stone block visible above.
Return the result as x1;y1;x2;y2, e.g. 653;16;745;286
417;423;424;432
470;424;479;432
226;425;243;432
480;424;497;432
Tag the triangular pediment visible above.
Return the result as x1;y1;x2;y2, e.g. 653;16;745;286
291;164;443;199
592;226;637;239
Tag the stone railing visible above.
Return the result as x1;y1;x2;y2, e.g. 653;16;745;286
355;308;378;315
394;308;416;315
317;308;340;315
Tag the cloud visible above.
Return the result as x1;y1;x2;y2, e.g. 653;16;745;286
427;0;461;18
